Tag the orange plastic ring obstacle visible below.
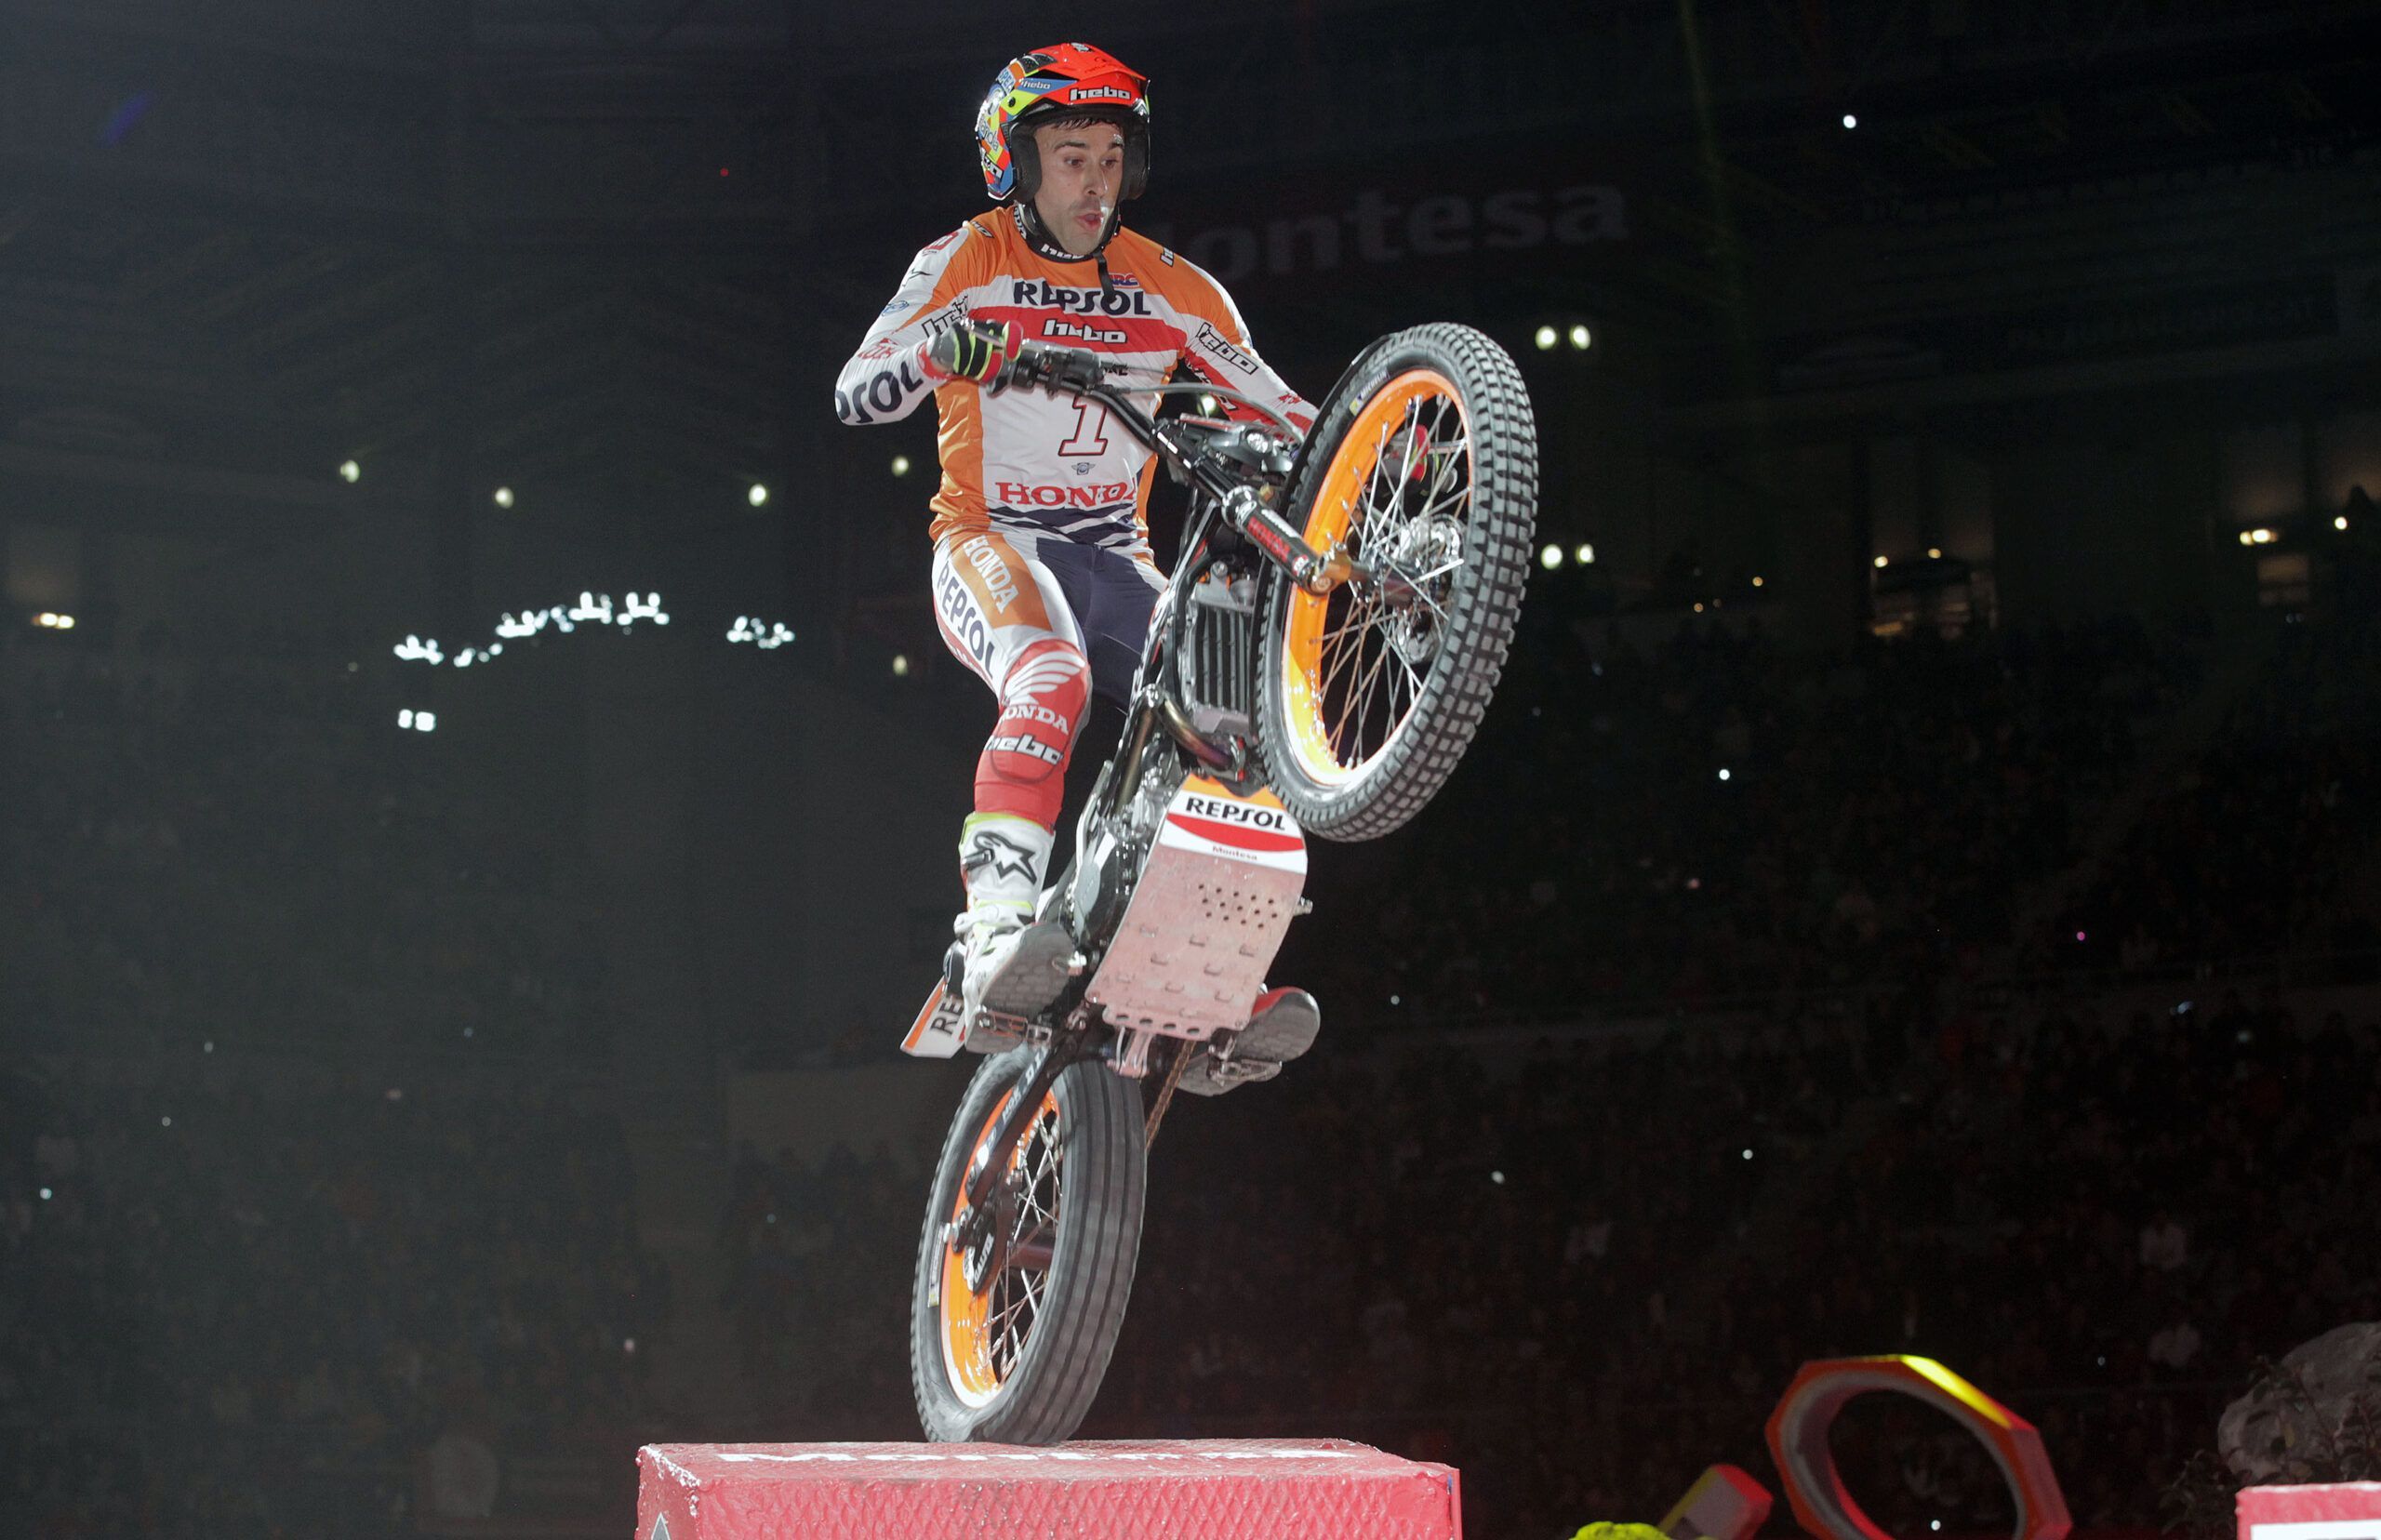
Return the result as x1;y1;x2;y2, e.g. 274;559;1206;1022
1764;1356;2071;1540
939;1087;1062;1407
1278;367;1469;787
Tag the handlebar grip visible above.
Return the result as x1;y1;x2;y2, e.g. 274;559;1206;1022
994;340;1102;395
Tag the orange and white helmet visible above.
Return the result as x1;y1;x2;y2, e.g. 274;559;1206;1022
975;43;1151;206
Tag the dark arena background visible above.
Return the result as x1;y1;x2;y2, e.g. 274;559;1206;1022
7;1;2381;1536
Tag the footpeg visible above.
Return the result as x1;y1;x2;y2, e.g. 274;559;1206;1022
1178;987;1321;1096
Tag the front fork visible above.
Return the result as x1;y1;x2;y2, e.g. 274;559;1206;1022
1222;485;1358;595
953;1037;1082;1256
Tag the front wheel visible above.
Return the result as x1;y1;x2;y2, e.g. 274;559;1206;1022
910;1047;1145;1443
1255;324;1538;841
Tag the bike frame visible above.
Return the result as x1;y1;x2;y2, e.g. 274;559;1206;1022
951;342;1342;1242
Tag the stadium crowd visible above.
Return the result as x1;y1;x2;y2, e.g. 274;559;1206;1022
3;632;644;1536
717;607;2379;1539
1283;609;2204;1026
0;1066;661;1537
2;636;605;1061
9;601;2376;1539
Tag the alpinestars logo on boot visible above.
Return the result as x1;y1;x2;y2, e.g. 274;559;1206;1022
962;830;1040;882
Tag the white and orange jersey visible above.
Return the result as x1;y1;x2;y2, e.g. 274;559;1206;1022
834;209;1315;557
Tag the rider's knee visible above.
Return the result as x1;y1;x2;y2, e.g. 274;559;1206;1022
985;641;1088;784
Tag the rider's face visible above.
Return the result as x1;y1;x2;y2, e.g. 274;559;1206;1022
1030;121;1125;257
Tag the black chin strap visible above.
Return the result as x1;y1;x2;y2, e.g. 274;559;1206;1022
1011;204;1123;299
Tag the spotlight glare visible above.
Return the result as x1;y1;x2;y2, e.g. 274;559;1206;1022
398;709;413;728
748;482;769;508
1718;768;1731;781
2238;529;2255;546
2337;515;2350;531
891;454;911;478
1751;575;1764;588
339;458;361;484
493;486;514;509
1568;324;1591;350
1842;113;1858;129
1539;543;1564;570
1873;555;1889;568
892;653;910;678
1575;542;1595;565
1197;394;1217;415
416;711;436;732
1927;547;1942;559
1533;325;1558;351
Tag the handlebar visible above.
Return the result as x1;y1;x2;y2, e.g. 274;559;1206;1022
991;340;1358;596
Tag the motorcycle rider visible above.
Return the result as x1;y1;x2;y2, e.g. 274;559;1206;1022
834;43;1319;1074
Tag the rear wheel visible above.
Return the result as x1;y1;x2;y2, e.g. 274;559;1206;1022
910;1047;1144;1443
1255;324;1537;841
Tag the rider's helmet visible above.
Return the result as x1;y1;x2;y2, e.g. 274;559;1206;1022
976;43;1151;222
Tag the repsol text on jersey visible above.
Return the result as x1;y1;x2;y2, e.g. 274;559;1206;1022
1010;280;1154;317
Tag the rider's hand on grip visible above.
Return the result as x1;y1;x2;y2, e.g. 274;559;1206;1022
922;321;1019;385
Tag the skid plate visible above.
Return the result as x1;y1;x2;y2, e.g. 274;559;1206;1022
1084;777;1308;1041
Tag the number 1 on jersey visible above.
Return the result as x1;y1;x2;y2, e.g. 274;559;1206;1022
1057;400;1111;458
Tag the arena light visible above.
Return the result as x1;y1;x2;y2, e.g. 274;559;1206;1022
2237;529;2255;546
1539;543;1564;570
748;482;769;508
1568;324;1591;350
1927;547;1942;559
2250;526;2277;544
728;616;795;650
1575;542;1595;564
339;458;361;484
1751;575;1765;587
891;455;912;478
892;653;911;677
1533;325;1557;351
493;486;515;509
1197;393;1218;415
1718;768;1731;781
1873;555;1889;568
1842;113;1858;129
2338;514;2350;531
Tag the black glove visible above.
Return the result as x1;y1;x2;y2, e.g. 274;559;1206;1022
923;320;1019;385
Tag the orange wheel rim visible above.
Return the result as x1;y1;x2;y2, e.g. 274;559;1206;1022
1280;367;1471;786
939;1086;1063;1406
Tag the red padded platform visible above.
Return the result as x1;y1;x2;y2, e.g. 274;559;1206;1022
636;1440;1462;1540
2239;1483;2381;1540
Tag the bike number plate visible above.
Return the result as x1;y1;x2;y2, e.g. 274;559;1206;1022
900;981;967;1059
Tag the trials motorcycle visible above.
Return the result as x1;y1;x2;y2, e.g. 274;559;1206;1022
901;323;1537;1442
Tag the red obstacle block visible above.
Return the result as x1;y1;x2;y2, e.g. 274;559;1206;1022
2238;1483;2381;1540
636;1440;1462;1540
